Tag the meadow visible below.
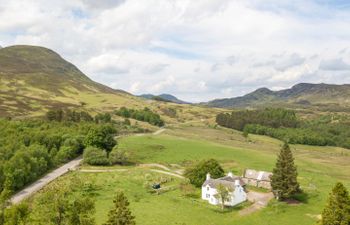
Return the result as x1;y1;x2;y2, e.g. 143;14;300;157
25;124;350;225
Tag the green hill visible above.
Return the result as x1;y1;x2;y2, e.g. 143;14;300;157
0;45;221;121
0;45;134;116
139;93;190;104
204;83;350;110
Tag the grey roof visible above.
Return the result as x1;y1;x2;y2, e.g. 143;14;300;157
244;169;272;181
202;175;245;189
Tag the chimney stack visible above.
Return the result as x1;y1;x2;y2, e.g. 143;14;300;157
235;180;240;186
228;172;233;178
206;173;211;180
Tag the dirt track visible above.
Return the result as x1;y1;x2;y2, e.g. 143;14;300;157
239;191;274;216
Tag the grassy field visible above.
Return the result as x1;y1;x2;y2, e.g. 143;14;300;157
25;124;350;225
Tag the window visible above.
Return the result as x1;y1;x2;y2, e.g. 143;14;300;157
206;194;210;198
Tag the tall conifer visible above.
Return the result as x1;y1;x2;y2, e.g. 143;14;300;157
321;182;350;225
271;142;300;200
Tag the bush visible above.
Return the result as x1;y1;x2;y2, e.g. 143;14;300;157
54;146;78;164
179;182;198;198
184;159;225;188
109;147;128;165
63;137;84;154
83;147;109;166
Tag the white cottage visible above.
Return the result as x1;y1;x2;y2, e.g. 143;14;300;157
201;172;247;207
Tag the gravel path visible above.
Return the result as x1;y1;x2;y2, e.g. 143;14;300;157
153;128;166;135
149;169;185;179
239;191;274;216
79;169;128;173
10;157;82;204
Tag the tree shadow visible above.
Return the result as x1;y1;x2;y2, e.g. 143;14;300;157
211;201;252;214
287;191;310;204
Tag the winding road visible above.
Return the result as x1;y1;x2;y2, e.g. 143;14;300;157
10;157;82;204
9;128;167;205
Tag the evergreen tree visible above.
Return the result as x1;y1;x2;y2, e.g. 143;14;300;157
104;192;135;225
321;182;350;225
271;142;300;200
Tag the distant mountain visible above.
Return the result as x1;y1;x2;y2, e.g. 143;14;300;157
204;83;350;109
139;93;190;104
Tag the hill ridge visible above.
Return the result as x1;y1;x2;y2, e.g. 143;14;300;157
204;83;350;109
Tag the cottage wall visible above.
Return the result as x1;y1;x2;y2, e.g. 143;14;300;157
202;185;219;205
202;184;247;206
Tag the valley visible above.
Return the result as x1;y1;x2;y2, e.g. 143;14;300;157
19;123;350;225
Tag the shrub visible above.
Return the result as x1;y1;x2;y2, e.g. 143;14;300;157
179;182;197;198
54;146;77;164
83;147;109;166
184;159;225;188
109;147;128;165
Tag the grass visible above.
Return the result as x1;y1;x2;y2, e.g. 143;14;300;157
0;45;226;121
24;124;350;225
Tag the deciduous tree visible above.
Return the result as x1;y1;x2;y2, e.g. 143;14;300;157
184;159;225;188
214;184;232;211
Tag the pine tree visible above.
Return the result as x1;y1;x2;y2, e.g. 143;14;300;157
104;192;135;225
321;182;350;225
271;142;300;200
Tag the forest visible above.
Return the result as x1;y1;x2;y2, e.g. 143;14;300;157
115;107;165;127
0;111;118;201
216;108;350;149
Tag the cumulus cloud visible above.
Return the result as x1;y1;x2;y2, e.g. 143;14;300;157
1;0;350;102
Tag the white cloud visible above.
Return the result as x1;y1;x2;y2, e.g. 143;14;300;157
319;58;350;71
1;0;350;102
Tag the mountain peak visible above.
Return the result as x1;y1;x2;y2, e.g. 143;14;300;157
205;82;350;109
139;93;190;104
252;87;273;95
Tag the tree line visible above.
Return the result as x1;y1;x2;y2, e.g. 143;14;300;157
115;107;165;127
0;118;117;201
46;109;112;124
216;108;298;131
216;108;350;149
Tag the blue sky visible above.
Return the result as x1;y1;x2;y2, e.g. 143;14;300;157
1;0;350;102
